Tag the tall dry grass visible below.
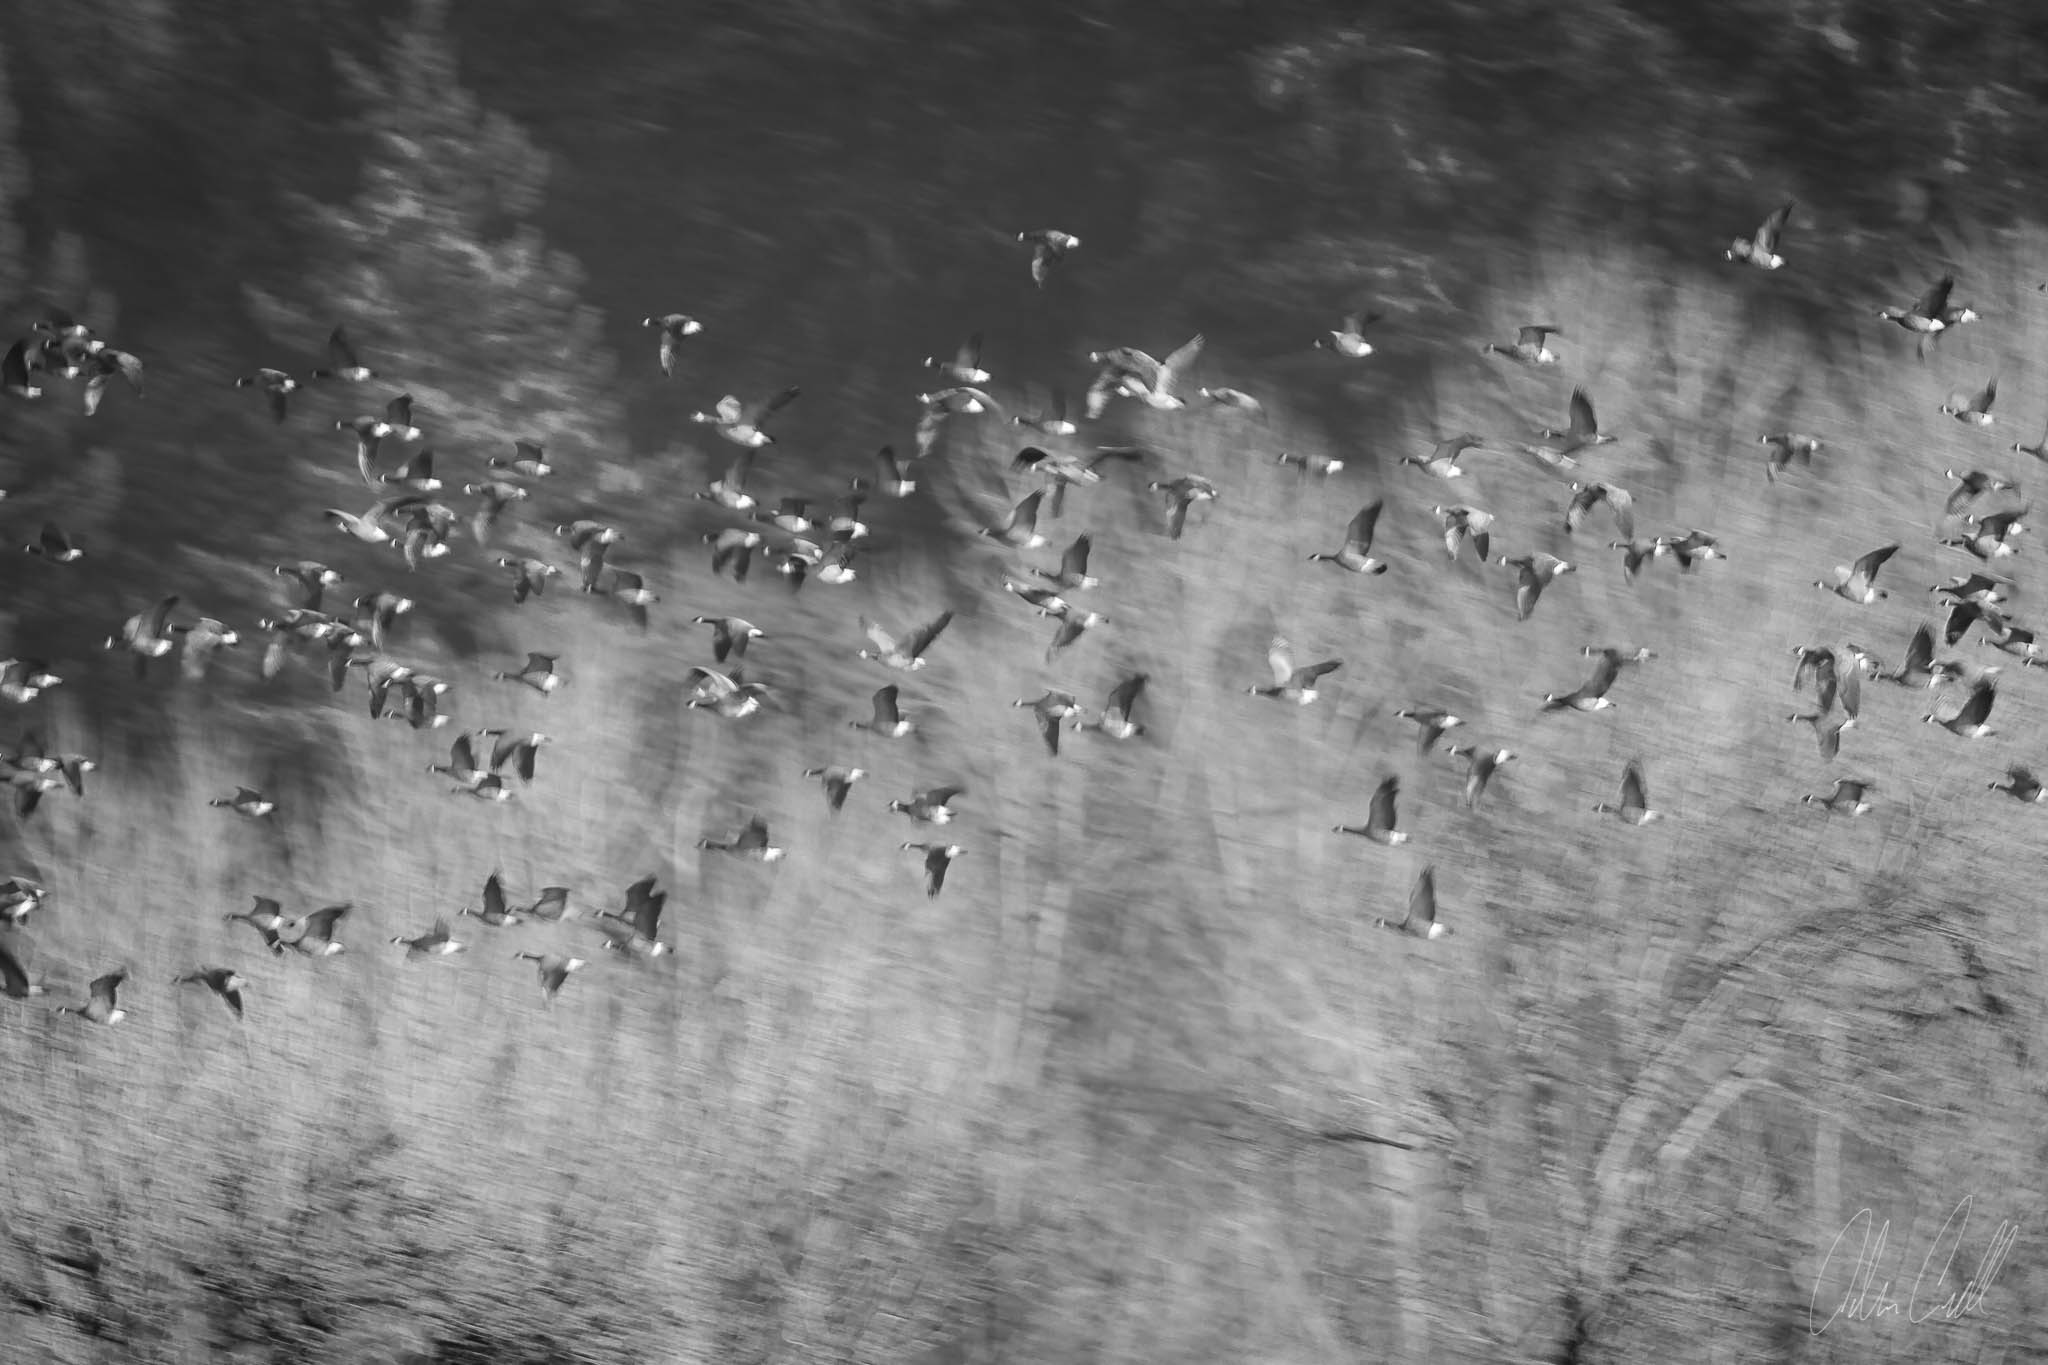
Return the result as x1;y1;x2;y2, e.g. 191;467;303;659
3;229;2045;1364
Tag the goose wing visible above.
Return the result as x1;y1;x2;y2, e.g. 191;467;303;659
860;616;901;656
1368;776;1400;835
1585;652;1622;698
1851;543;1900;591
1915;275;1956;320
90;971;124;1011
482;872;506;919
736;816;771;850
1266;636;1295;687
749;385;801;426
327;326;362;369
1409;867;1438;931
1567;387;1599;440
1755;200;1794;252
871;684;901;727
1621;759;1649;812
904;610;955;659
1061;534;1092;579
143;595;180;641
1345;501;1382;556
1106;672;1147;722
1958;680;1996;727
1155;333;1205;396
302;904;349;940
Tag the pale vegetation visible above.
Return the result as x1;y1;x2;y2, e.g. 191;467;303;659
2;2;2045;1363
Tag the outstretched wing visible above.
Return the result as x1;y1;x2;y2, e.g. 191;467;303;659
906;611;955;659
1267;636;1294;687
1346;501;1382;555
1622;759;1649;811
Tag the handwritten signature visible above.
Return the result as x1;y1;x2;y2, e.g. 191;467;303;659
1810;1196;2019;1334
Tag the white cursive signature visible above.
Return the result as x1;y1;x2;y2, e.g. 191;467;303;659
1810;1196;2019;1334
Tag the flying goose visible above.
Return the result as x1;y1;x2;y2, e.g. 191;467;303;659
61;970;127;1025
1308;501;1388;575
1945;468;2018;516
1804;778;1875;816
1044;610;1106;663
308;325;375;382
643;312;703;375
1079;673;1148;740
695;616;765;664
1657;529;1725;571
458;875;522;930
284;903;350;956
1942;378;1998;426
1450;745;1516;811
1334;776;1408;845
1565;481;1634;539
1033;534;1100;591
496;556;560;604
1484;324;1563;365
1879;622;1938;686
698;815;787;862
1250;636;1340;704
1501;553;1576;621
1275;450;1345;476
1013;691;1081;755
851;684;916;739
489;439;554;479
79;348;144;416
682;665;770;720
590;876;669;958
1760;432;1822;482
1925;679;1998;738
24;522;82;562
1434;504;1495;562
859;611;954;670
1018;228;1079;287
1726;201;1794;269
902;842;964;897
1149;475;1219;540
1402;434;1485;479
1526;387;1616;465
1086;334;1204;414
3;338;41;399
210;786;276;818
703;527;764;581
1879;275;1956;333
1990;765;2048;803
1790;645;1861;718
174;967;247;1019
515;952;586;1006
596;568;659;629
691;387;800;448
1314;311;1381;358
981;490;1048;549
1377;866;1449;938
1787;709;1856;761
1594;759;1662;825
1816;543;1899;604
105;594;181;677
803;765;866;811
0;939;45;999
1013;388;1077;437
488;653;560;700
1395;705;1463;756
1541;651;1625;713
391;917;466;958
890;785;965;825
925;332;990;386
225;896;292;952
20;658;79;711
1609;536;1670;582
0;876;44;929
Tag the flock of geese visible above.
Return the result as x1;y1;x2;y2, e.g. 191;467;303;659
0;201;2034;1021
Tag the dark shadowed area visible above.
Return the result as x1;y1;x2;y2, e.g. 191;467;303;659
0;1;2044;1362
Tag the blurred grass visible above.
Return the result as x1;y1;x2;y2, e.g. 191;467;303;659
3;226;2046;1364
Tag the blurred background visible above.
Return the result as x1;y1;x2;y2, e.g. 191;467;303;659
0;0;2044;1361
